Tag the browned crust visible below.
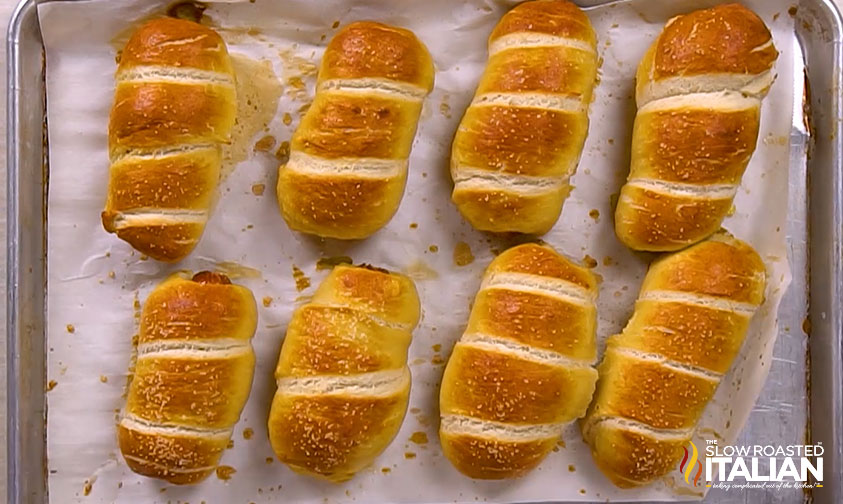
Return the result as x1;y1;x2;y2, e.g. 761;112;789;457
119;274;256;483
105;222;204;262
582;234;765;488
275;305;412;377
619;300;751;374
104;147;220;212
109;82;236;155
278;169;407;240
582;420;687;488
452;106;587;177
318;21;434;91
139;276;258;343
106;19;234;261
440;344;596;424
631;107;760;184
118;18;234;74
268;265;417;481
642;235;766;305
620;3;776;252
590;348;718;430
126;352;256;429
653;4;777;79
279;22;431;240
117;424;227;485
451;184;570;235
614;185;733;252
466;287;596;360
439;241;597;479
440;430;557;480
293;94;422;160
267;392;409;482
312;265;421;327
489;0;596;47
450;1;595;235
487;243;597;290
478;46;596;97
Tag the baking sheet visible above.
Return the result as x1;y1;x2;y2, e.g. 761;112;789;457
38;0;796;502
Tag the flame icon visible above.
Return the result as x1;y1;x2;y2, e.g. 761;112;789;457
679;441;703;487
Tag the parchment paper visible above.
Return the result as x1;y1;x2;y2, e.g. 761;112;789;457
39;0;796;502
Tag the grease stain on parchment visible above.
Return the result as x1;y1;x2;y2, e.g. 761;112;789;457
204;261;262;279
222;55;283;178
404;261;439;281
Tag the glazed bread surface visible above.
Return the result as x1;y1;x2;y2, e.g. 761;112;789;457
439;243;598;479
451;0;598;234
615;4;778;251
268;265;420;481
118;271;258;484
277;22;434;239
582;232;766;487
102;18;236;261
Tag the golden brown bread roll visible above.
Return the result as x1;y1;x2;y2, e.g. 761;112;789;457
439;243;598;479
582;232;766;487
450;0;598;234
268;265;420;481
614;4;778;251
277;22;434;239
102;18;236;261
118;271;257;484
